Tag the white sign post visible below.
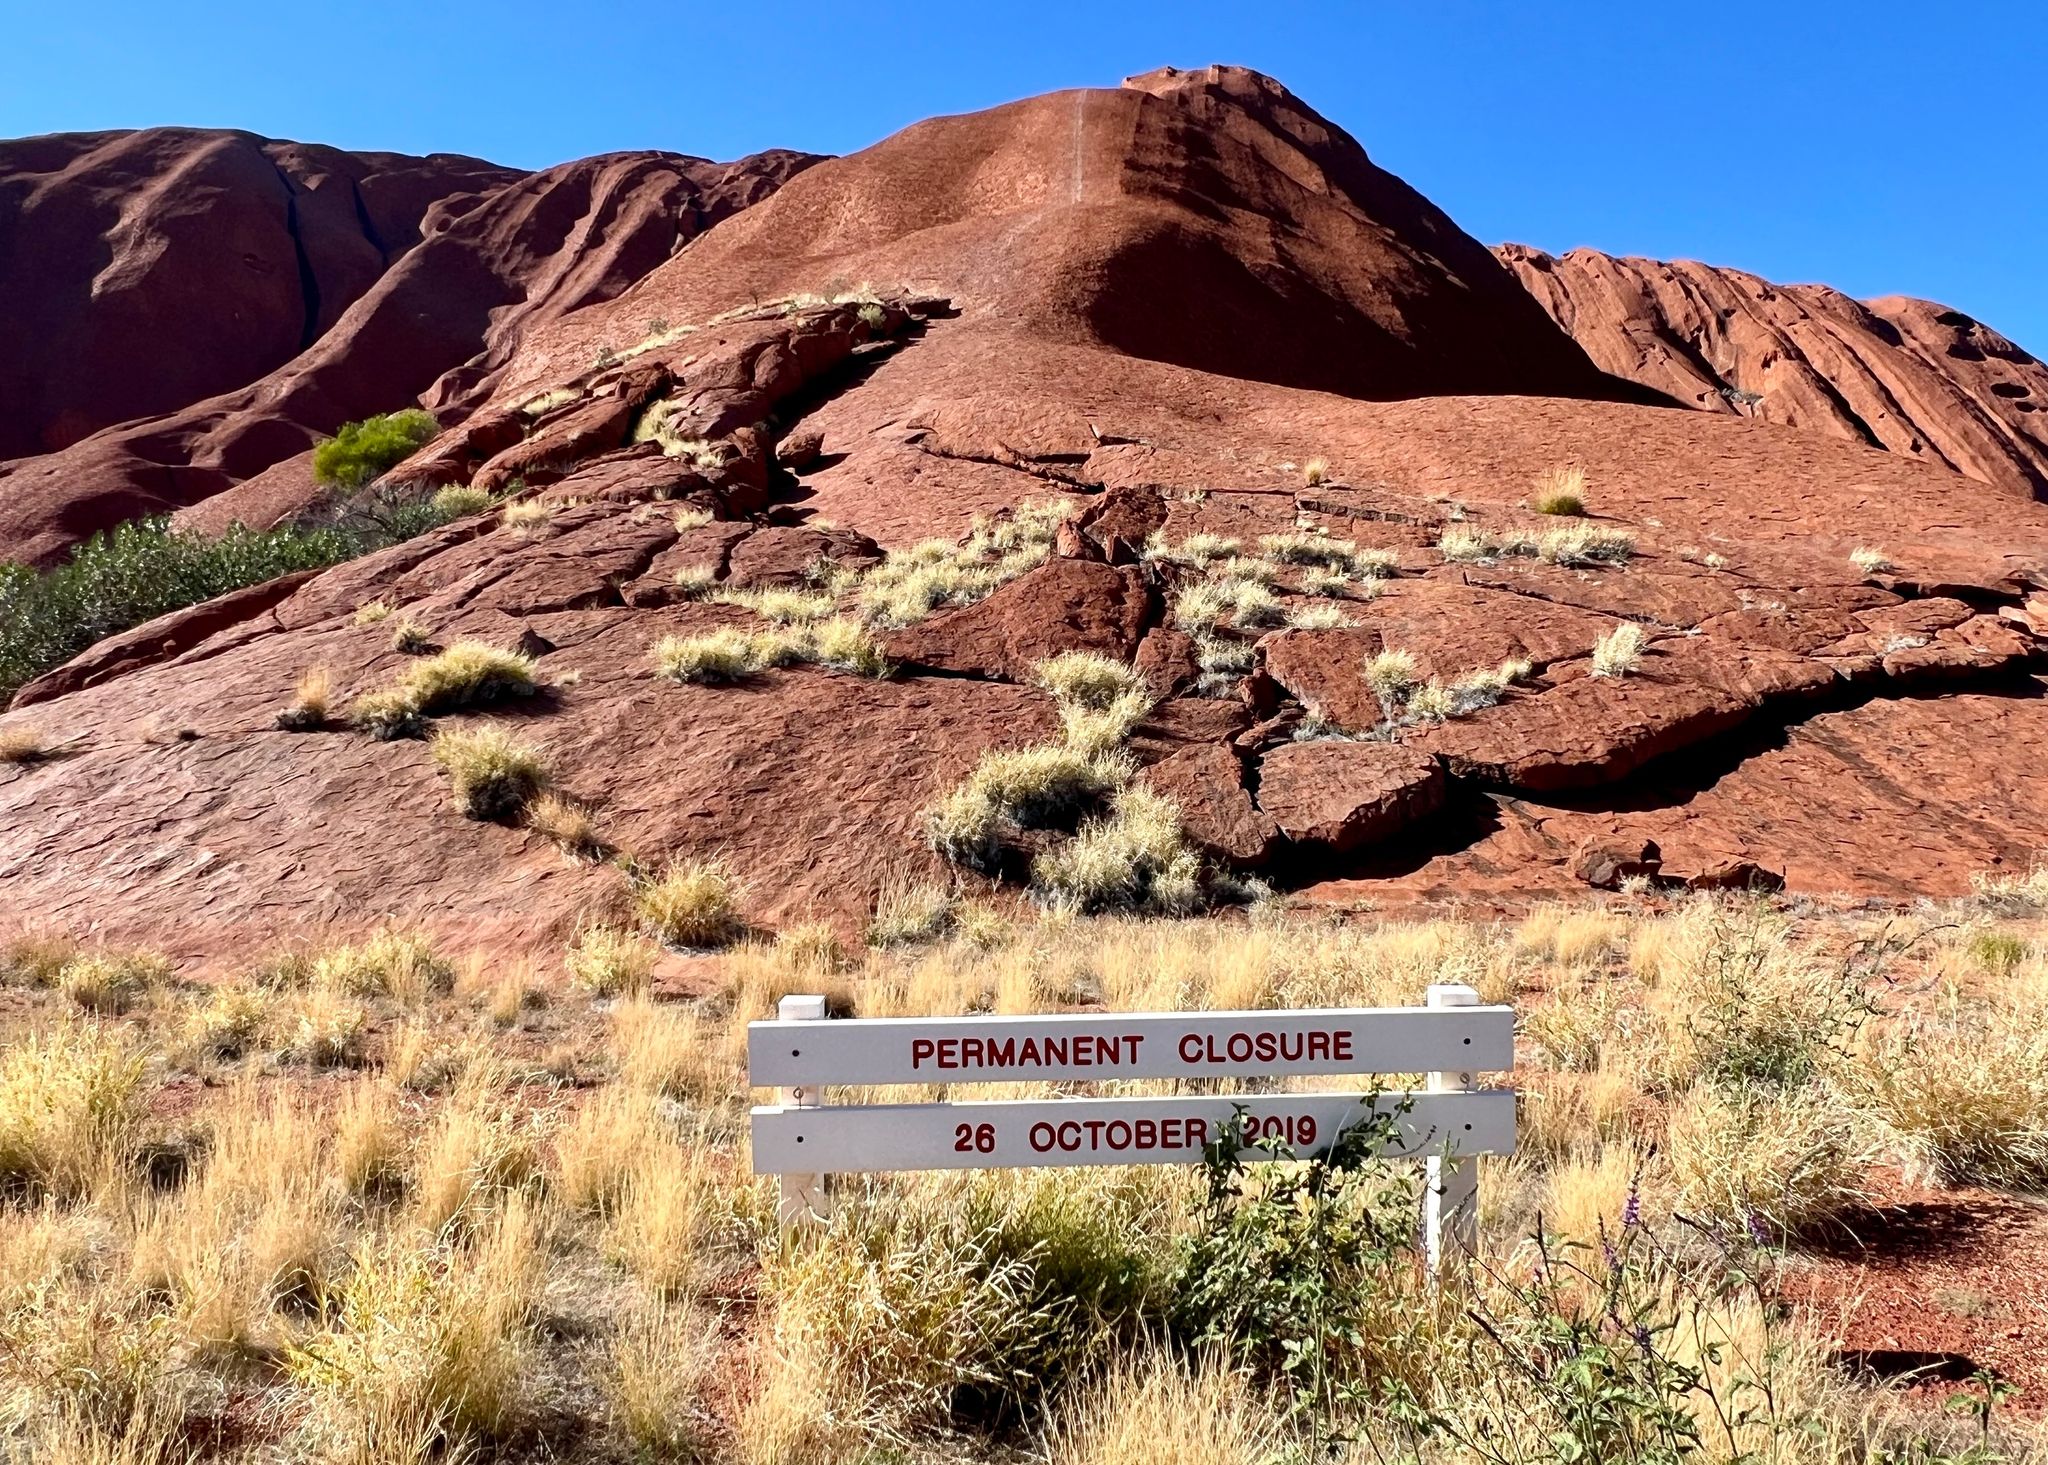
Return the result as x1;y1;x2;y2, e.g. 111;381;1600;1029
749;984;1514;1270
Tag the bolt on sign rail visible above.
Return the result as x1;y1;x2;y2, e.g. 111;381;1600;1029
748;983;1516;1270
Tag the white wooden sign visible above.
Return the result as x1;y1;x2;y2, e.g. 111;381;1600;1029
748;984;1515;1269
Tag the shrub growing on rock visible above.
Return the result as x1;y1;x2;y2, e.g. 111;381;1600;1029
0;727;51;764
1539;522;1635;567
402;642;539;714
429;485;493;519
1032;652;1146;712
0;518;386;700
654;628;767;684
525;792;603;858
431;724;551;820
313;409;439;490
1530;465;1587;516
635;859;743;948
1590;623;1648;678
1030;786;1204;915
276;666;333;732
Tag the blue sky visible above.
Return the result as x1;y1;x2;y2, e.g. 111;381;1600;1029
7;1;2043;351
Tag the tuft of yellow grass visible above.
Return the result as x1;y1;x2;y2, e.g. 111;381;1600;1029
551;1086;661;1215
282;990;369;1068
634;857;743;948
1667;1083;1864;1239
565;922;657;998
500;498;554;531
1849;545;1894;576
0;1023;151;1201
612;997;726;1101
430;722;551;820
1301;456;1330;487
1848;1003;2048;1188
430;484;492;518
0;726;50;764
1044;1353;1291;1465
524;789;602;857
1530;464;1587;516
1590;622;1648;678
288;1195;545;1449
56;949;170;1016
408;1100;539;1238
610;1302;715;1456
313;926;453;1004
1032;651;1146;712
403;641;539;715
867;876;956;947
389;617;431;654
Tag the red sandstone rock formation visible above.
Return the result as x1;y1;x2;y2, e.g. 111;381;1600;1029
0;137;817;563
1498;244;2048;499
5;66;2048;964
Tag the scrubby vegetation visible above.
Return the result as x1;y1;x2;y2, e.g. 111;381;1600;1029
2;891;2045;1463
312;409;440;490
1530;463;1588;515
0;469;486;700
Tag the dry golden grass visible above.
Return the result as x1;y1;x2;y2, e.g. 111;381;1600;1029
634;857;743;948
1590;621;1649;677
4;886;2044;1463
1530;463;1588;516
431;721;551;820
610;1301;715;1455
0;1023;151;1201
1045;1353;1292;1465
313;926;453;1004
0;726;52;764
288;665;333;724
565;922;657;998
56;950;170;1016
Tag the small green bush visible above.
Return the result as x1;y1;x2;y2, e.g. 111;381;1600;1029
313;410;440;490
0;490;477;700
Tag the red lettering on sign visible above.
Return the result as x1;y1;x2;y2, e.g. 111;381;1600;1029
1333;1031;1354;1061
911;1038;935;1069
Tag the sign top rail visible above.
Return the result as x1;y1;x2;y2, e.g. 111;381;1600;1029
747;1002;1511;1087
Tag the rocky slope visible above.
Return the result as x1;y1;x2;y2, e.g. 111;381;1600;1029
0;132;817;563
1499;244;2048;499
5;65;2048;966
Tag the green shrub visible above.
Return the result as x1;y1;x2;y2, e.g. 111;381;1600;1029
0;491;476;700
313;410;440;490
1173;1107;1417;1430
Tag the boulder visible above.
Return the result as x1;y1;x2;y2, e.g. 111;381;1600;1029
885;560;1152;681
1143;742;1277;867
1572;838;1663;890
1255;742;1443;852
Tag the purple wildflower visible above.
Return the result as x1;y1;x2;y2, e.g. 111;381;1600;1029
1622;1179;1642;1230
1745;1209;1772;1246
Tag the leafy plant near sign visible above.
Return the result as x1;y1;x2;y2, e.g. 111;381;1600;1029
1172;1101;1418;1442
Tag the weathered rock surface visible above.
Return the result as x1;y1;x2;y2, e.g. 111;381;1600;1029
1500;244;2048;499
1254;742;1444;852
1143;743;1276;867
0;141;818;562
885;561;1152;682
